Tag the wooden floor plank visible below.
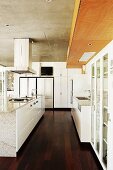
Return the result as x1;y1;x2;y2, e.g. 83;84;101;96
0;111;103;170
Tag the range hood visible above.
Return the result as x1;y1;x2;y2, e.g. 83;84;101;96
11;38;36;74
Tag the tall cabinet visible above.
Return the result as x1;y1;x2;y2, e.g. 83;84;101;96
54;67;68;108
91;54;110;170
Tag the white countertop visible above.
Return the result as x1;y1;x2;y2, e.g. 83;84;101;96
73;96;91;106
0;96;41;113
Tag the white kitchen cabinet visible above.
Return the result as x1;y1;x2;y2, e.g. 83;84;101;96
54;76;68;108
89;50;113;170
67;68;81;78
0;67;5;103
54;68;67;77
54;63;67;77
16;96;45;152
71;97;91;142
67;74;90;108
54;63;68;108
90;55;108;170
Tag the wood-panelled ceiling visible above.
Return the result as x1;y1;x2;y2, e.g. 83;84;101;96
67;0;113;68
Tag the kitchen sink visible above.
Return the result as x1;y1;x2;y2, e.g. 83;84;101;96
9;98;26;102
76;97;89;100
9;97;33;102
13;98;25;101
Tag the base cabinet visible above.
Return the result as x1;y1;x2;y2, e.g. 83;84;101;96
16;96;45;152
71;98;91;142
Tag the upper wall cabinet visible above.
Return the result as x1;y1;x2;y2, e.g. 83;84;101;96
53;62;67;77
67;68;81;78
54;67;67;77
0;67;5;102
32;62;67;77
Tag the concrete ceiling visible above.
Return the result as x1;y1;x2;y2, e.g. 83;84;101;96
0;0;75;66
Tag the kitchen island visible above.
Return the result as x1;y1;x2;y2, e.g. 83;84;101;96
0;96;45;157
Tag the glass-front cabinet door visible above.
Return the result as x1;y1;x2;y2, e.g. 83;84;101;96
96;59;101;153
91;54;109;170
0;66;5;110
102;55;108;167
91;64;95;145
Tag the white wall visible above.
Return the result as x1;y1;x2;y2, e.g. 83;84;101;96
14;62;91;107
73;74;90;97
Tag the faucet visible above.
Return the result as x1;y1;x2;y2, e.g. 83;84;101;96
31;89;37;97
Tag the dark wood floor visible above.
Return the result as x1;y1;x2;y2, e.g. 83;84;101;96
0;111;103;170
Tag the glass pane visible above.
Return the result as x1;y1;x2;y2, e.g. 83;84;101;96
0;73;2;103
0;73;2;94
91;64;95;144
0;66;4;110
20;78;28;97
28;78;36;97
7;71;14;91
103;55;108;167
96;60;100;153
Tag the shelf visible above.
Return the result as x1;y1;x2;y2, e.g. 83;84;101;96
110;66;113;69
104;76;108;78
104;89;108;92
104;106;108;110
104;71;108;75
103;122;108;128
103;138;108;145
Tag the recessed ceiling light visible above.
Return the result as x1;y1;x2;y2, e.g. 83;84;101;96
79;52;96;62
46;0;52;2
88;43;92;46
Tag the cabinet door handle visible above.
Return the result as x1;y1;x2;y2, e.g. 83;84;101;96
108;113;111;122
93;105;95;111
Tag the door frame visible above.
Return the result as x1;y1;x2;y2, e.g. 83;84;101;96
19;76;54;109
